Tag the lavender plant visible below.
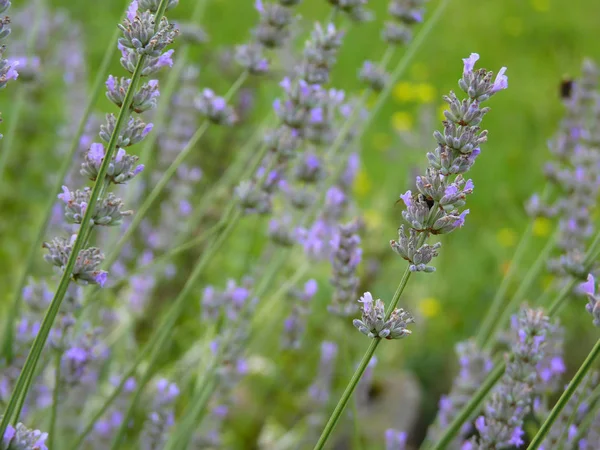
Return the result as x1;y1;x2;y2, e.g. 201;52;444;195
314;52;507;449
0;0;178;438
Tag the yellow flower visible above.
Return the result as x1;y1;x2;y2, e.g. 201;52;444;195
497;228;517;248
504;17;523;37
415;83;436;103
533;217;552;238
418;297;441;319
531;0;549;12
353;168;372;197
391;111;413;132
363;209;384;230
393;81;416;102
372;132;392;151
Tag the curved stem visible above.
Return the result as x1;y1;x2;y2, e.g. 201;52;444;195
527;338;600;450
0;3;169;438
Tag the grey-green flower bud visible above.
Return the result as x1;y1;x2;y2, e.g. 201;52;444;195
353;292;413;339
100;114;153;147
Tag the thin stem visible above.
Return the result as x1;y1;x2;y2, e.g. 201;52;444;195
48;352;62;448
0;3;169;437
313;339;380;450
527;338;600;450
385;266;413;317
483;225;558;349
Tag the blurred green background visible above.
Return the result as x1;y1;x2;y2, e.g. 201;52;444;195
2;0;600;446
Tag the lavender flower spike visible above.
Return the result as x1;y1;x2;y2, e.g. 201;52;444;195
0;420;48;450
391;54;507;273
353;292;414;339
464;307;550;449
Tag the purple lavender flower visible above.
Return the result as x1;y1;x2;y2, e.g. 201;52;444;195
391;54;506;273
465;307;550;449
382;0;426;45
353;292;414;339
0;421;48;450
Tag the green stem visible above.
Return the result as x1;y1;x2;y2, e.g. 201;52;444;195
313;339;380;450
483;225;558;349
48;352;62;448
0;2;169;438
0;27;119;362
527;338;600;450
313;266;412;450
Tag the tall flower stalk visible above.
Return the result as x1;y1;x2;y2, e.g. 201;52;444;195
0;0;177;437
313;53;508;450
0;0;17;141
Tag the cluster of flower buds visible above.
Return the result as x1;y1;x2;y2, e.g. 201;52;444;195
43;236;108;287
353;292;414;339
383;0;426;45
0;420;48;450
44;1;179;288
359;61;388;92
299;23;344;85
465;307;549;449
58;186;132;226
327;0;372;22
195;88;237;126
390;53;507;273
118;1;178;74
